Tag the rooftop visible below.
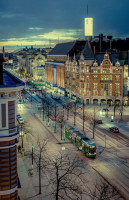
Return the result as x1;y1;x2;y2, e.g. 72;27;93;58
48;41;76;55
0;69;25;88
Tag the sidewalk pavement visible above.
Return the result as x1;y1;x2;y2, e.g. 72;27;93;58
18;154;39;200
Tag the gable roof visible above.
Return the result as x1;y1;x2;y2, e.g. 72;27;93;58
49;41;76;55
83;40;95;60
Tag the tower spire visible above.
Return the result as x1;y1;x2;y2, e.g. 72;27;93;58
3;46;5;59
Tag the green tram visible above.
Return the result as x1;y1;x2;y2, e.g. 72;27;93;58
65;125;96;158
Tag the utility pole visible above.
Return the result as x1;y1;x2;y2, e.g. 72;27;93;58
83;100;85;132
63;105;64;117
42;98;45;121
39;151;41;194
74;101;76;126
54;104;56;133
93;107;95;139
32;144;34;170
47;102;50;124
61;121;63;140
21;125;23;149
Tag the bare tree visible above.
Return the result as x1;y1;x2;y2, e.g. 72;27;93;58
49;104;60;133
56;111;67;140
88;107;98;139
32;139;48;195
118;99;124;121
46;153;86;200
87;180;122;200
63;100;74;120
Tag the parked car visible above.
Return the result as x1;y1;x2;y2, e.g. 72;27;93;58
103;108;109;112
95;120;103;124
109;127;119;133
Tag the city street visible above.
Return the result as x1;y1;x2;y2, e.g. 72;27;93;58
16;97;129;200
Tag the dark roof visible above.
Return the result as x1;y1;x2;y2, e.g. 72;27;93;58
83;41;95;60
49;41;76;55
0;69;25;88
95;53;119;65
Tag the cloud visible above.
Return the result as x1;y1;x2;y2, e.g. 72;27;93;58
28;27;44;30
1;13;17;18
39;29;83;40
0;28;83;48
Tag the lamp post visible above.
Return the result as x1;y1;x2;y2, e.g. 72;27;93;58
20;124;24;149
104;134;106;148
83;99;85;132
32;144;34;170
74;101;76;126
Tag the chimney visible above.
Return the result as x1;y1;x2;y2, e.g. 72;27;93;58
107;36;112;50
93;46;96;56
99;34;103;52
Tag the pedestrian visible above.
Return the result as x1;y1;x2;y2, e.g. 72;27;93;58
18;145;21;153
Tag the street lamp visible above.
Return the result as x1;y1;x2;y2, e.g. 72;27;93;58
104;134;106;148
32;144;34;170
19;124;24;149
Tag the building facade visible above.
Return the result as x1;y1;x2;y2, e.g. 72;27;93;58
45;62;65;94
65;52;123;105
0;61;24;199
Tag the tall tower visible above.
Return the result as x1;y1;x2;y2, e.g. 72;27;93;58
84;5;93;39
2;46;5;60
0;58;24;199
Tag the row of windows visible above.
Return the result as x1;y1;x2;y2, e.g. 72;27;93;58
80;83;120;89
66;65;121;74
66;75;120;81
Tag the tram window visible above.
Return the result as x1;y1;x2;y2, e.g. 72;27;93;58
89;147;95;154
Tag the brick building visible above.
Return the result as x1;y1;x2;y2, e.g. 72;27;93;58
0;59;24;199
45;40;86;94
65;41;123;105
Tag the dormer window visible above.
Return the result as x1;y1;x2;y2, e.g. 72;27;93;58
93;60;98;67
104;53;109;60
115;61;120;67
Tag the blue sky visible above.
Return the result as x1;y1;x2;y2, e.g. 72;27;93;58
0;0;129;51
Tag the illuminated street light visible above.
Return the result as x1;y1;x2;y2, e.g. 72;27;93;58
19;125;24;149
32;144;34;170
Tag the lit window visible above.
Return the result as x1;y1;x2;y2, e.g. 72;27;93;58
93;83;98;89
115;75;120;81
81;83;84;88
115;69;120;73
102;69;110;73
86;83;89;89
93;75;98;81
86;67;89;73
93;69;98;73
86;76;89;81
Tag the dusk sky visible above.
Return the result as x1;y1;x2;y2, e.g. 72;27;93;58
0;0;129;51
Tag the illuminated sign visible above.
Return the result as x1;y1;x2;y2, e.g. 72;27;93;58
84;17;93;36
